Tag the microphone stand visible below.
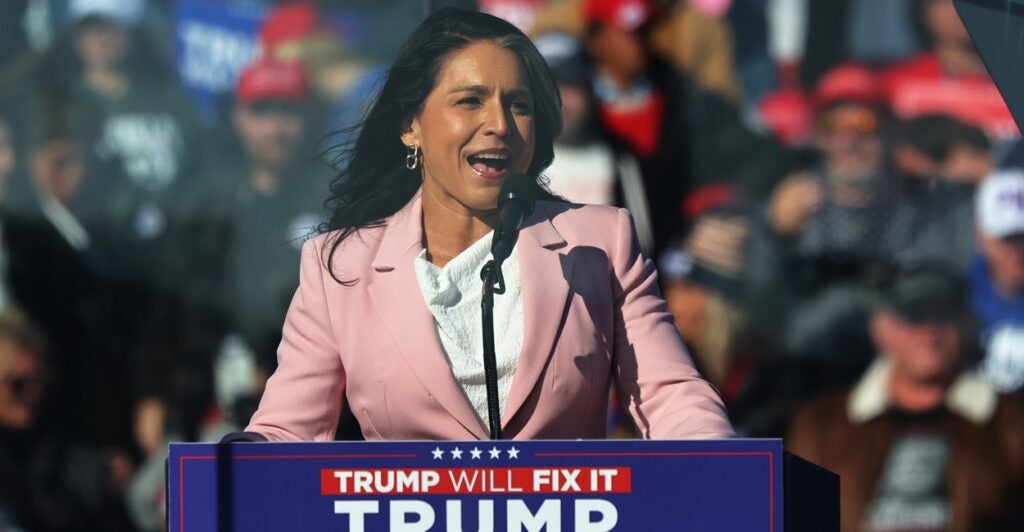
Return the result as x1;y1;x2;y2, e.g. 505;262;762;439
479;173;533;440
479;259;505;440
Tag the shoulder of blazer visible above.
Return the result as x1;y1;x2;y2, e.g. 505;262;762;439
303;223;389;282
534;201;628;247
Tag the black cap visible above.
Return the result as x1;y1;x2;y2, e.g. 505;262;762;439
534;32;591;88
878;263;967;323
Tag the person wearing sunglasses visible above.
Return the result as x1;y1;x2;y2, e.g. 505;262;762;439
747;63;896;365
0;311;137;530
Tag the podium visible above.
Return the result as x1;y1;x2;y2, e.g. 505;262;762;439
168;439;836;531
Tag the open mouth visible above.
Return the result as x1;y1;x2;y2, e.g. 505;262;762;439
467;151;511;179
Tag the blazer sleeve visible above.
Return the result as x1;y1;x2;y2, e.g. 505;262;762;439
245;238;346;441
610;208;735;439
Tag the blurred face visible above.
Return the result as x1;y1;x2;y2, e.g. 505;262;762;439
402;42;536;213
664;280;707;345
0;344;44;431
940;144;993;183
0;122;14;195
815;104;883;179
872;311;963;384
979;232;1024;294
74;19;131;71
585;25;648;84
924;0;971;46
558;83;591;143
234;102;306;171
31;139;84;205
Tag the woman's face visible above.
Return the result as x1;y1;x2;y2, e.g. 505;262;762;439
402;41;536;213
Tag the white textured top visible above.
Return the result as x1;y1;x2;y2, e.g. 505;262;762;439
413;232;523;427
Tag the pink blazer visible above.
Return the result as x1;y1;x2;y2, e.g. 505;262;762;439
246;192;734;441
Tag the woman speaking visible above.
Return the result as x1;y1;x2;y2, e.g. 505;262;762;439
240;7;733;441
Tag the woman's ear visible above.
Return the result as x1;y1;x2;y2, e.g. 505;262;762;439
400;116;420;148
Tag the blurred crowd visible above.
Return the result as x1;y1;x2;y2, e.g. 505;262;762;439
0;0;1023;530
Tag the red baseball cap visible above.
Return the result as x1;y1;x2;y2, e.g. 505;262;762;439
583;0;654;32
813;63;882;110
260;1;320;55
236;60;310;105
759;88;813;147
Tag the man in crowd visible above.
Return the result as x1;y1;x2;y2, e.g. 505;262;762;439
787;265;1024;531
746;63;891;365
134;58;328;457
48;0;206;295
970;170;1024;392
208;58;327;370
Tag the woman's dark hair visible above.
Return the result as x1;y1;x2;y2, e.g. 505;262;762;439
320;7;563;282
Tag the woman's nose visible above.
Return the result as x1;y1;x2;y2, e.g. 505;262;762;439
482;100;510;137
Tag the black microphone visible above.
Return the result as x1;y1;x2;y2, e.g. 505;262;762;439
490;173;536;265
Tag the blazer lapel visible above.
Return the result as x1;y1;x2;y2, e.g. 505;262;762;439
502;203;575;428
366;193;487;439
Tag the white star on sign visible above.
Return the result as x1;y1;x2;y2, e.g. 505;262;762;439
507;447;520;459
488;447;502;459
450;447;464;459
470;447;483;459
431;447;444;460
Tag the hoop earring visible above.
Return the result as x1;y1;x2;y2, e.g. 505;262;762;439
405;145;421;171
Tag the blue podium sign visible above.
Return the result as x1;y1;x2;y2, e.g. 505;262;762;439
168;439;795;531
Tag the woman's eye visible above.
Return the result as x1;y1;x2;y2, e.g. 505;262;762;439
511;100;533;114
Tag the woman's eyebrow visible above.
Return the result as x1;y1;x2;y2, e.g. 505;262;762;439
447;85;532;98
448;84;489;95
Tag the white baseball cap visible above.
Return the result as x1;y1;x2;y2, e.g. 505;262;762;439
70;0;146;27
976;169;1024;238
